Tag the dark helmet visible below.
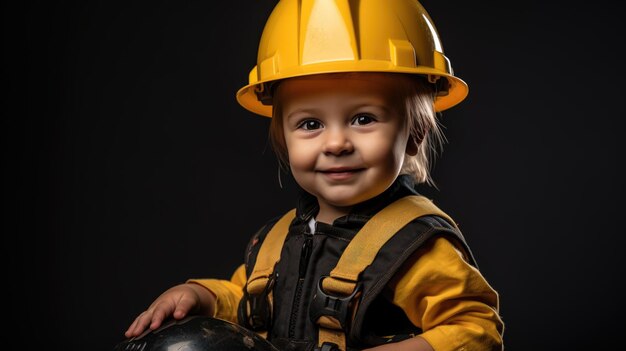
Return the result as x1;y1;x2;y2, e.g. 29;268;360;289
113;316;279;351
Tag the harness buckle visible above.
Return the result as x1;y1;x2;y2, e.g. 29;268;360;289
309;275;361;331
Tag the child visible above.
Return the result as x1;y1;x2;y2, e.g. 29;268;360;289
123;1;504;350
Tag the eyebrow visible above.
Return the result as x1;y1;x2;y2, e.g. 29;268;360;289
285;108;320;121
286;102;391;120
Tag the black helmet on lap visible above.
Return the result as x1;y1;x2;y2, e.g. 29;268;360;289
113;316;279;351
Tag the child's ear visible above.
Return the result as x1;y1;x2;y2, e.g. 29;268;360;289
405;135;420;156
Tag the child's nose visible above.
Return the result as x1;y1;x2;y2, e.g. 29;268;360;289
322;128;354;156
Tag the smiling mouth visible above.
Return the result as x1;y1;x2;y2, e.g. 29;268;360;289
318;168;365;179
319;167;364;173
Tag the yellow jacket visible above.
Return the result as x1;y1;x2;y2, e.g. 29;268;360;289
189;236;504;351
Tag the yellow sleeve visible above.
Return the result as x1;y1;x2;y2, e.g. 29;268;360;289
390;237;504;351
186;264;247;323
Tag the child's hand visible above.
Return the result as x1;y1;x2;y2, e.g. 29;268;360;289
124;283;216;338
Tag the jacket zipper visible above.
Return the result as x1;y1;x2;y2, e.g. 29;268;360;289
288;233;313;338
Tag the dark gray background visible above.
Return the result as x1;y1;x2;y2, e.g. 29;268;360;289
3;1;624;349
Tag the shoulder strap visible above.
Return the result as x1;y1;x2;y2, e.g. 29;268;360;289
245;208;297;295
238;209;297;337
315;195;455;351
322;195;455;294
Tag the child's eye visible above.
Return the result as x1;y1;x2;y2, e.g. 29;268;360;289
352;114;375;126
297;119;323;130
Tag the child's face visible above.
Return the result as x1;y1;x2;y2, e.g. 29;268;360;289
277;73;413;220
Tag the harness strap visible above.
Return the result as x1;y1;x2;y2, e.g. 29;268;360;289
244;195;456;350
322;195;455;294
239;208;296;337
316;195;455;351
246;208;297;295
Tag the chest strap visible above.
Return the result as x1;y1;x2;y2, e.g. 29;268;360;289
242;195;455;350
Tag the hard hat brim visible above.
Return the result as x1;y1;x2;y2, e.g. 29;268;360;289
236;62;468;118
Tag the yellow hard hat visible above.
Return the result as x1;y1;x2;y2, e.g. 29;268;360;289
236;0;468;117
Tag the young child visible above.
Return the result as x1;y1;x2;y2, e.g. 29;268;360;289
124;1;504;350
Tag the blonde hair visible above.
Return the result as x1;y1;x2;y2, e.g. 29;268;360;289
400;75;445;186
268;73;445;187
